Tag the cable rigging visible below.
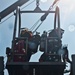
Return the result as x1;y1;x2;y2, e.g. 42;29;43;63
0;0;35;24
30;0;59;34
0;0;59;34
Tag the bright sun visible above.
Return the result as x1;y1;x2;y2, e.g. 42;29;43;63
40;0;48;3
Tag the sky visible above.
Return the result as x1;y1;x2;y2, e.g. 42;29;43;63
0;0;75;75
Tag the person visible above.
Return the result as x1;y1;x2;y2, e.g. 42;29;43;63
62;46;72;75
63;46;71;63
41;31;47;38
28;32;41;54
20;28;33;40
48;28;64;39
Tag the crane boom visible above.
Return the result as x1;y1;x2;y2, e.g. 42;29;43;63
0;0;29;21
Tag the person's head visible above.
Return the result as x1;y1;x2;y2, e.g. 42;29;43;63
20;28;29;36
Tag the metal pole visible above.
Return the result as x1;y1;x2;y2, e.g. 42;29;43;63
45;38;48;54
72;55;75;75
54;7;57;29
12;7;18;61
18;7;21;37
33;68;35;75
0;57;4;75
54;6;61;38
57;7;61;38
0;0;29;20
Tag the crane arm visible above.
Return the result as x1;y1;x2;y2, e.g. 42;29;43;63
0;0;29;21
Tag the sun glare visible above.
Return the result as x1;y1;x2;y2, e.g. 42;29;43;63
40;0;48;3
68;25;75;32
59;0;75;7
60;0;71;4
58;0;75;23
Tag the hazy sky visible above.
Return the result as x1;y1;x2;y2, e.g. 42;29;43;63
0;0;75;75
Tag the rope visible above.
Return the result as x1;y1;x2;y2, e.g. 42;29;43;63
0;15;13;24
31;0;60;33
33;21;43;33
21;0;35;10
30;19;40;30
